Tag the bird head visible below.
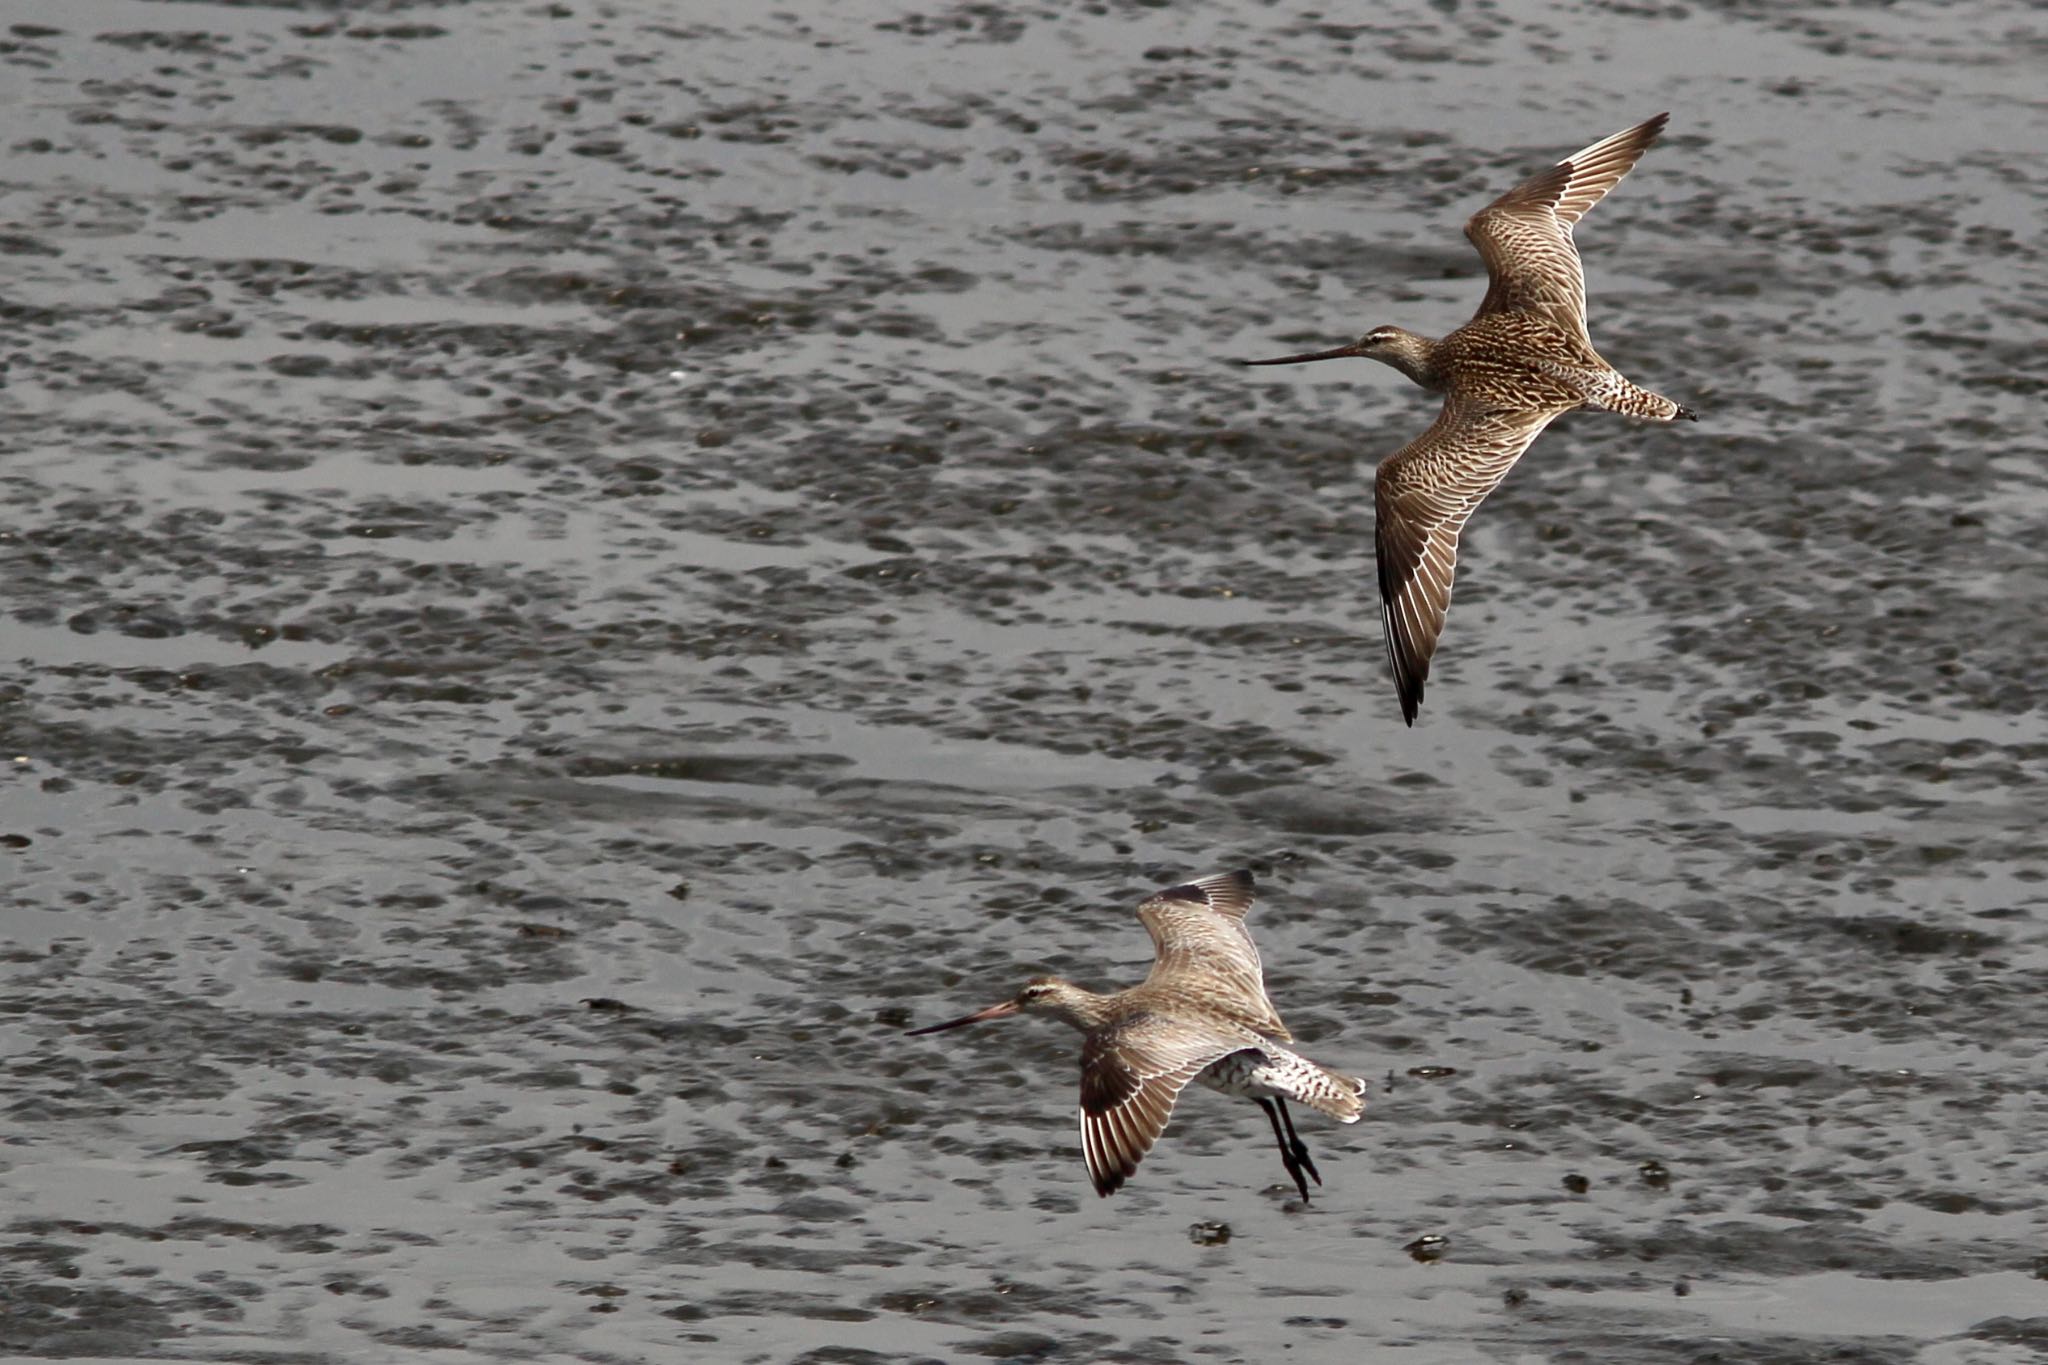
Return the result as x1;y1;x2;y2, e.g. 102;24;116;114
904;976;1090;1035
1241;325;1411;367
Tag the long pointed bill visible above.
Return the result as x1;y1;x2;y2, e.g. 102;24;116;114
904;999;1019;1036
1239;342;1366;366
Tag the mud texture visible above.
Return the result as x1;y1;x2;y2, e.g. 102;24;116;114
2;0;2045;1362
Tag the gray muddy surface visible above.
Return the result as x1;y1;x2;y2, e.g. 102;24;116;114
3;0;2045;1361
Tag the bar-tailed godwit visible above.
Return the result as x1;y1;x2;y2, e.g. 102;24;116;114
1244;113;1696;725
906;869;1365;1202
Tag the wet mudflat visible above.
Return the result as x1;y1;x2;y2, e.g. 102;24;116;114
2;0;2045;1360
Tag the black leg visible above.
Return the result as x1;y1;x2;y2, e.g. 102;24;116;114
1274;1099;1323;1189
1257;1098;1314;1203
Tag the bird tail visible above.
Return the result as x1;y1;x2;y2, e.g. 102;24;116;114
1287;1058;1369;1124
1609;377;1695;422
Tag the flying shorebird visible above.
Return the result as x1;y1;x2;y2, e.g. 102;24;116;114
1243;112;1697;725
905;869;1366;1202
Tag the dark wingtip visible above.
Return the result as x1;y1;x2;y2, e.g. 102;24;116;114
1627;112;1673;156
1162;869;1252;899
1155;869;1256;918
1676;404;1699;422
1386;620;1426;726
1192;868;1256;909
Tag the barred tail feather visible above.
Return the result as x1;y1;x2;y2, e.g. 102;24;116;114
1289;1061;1368;1124
1613;377;1695;422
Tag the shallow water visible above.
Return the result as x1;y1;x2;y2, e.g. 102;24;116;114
2;0;2045;1361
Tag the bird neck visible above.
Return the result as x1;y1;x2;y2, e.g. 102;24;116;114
1377;330;1444;391
1037;984;1120;1033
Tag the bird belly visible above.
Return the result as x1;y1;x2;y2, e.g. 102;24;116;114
1440;318;1599;410
1455;355;1591;411
1195;1048;1288;1099
1197;1048;1366;1121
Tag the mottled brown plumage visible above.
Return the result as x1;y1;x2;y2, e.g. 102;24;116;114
1244;114;1697;725
905;870;1366;1201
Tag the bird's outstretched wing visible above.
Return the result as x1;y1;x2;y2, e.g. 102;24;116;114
1376;400;1562;725
1467;113;1669;336
1078;1012;1251;1197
